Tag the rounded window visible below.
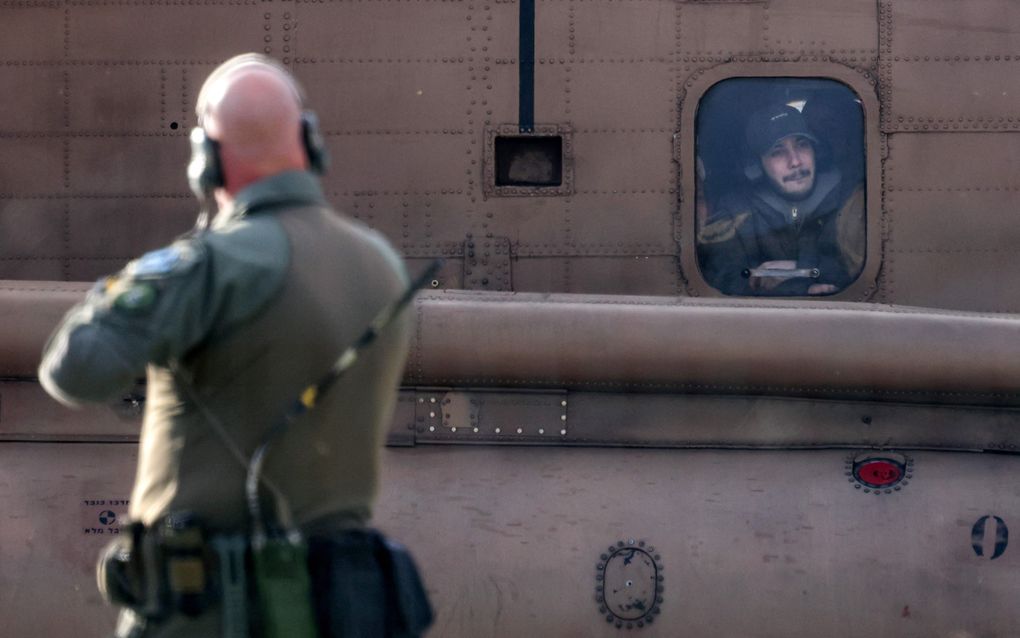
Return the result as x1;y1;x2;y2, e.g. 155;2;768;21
694;78;866;297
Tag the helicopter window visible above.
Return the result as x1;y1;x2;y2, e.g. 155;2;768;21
483;124;574;197
694;77;866;297
495;136;562;187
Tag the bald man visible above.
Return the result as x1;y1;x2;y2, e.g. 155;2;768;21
39;55;428;637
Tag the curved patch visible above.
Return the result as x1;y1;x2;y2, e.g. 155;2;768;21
972;516;1009;560
595;539;663;629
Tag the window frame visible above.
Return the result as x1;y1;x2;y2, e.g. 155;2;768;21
678;63;882;300
483;124;575;199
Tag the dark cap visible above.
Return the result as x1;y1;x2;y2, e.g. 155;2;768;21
745;104;819;157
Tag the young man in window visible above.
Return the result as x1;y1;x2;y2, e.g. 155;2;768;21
697;103;865;296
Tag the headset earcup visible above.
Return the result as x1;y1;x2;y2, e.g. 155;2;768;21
187;127;224;200
301;111;330;175
743;161;763;181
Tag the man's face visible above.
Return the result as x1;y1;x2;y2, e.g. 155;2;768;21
760;135;815;199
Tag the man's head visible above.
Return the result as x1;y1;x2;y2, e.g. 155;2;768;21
746;104;819;200
191;54;312;205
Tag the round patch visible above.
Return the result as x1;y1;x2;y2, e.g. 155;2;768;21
130;246;186;277
114;283;157;314
595;539;663;629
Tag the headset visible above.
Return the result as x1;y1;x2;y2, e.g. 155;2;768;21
188;111;329;203
187;54;330;204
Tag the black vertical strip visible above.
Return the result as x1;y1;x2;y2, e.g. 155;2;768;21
519;0;535;132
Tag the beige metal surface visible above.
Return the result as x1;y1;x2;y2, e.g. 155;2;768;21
2;0;1020;635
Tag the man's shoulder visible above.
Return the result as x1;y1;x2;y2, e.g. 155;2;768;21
699;191;757;245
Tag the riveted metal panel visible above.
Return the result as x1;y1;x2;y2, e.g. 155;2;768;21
886;191;1020;254
294;61;470;133
564;192;675;251
293;1;468;60
483;0;522;60
568;0;676;60
573;131;674;193
890;0;1020;57
477;61;518;127
884;1;1020;132
68;135;189;194
511;255;677;294
327;135;469;196
0;138;65;195
332;194;467;247
68;66;164;132
462;236;512;290
552;62;674;130
762;0;877;54
0;442;131;637
405;256;464;290
888;60;1020;132
0;6;64;60
534;0;571;60
66;197;194;259
0;258;65;281
376;447;1020;637
505;256;570;292
882;250;1020;314
678;1;765;55
482;123;574;198
477;196;570;247
0;67;66;132
886;133;1020;191
412;389;567;441
0;382;140;441
67;5;265;61
557;256;677;294
0;200;66;259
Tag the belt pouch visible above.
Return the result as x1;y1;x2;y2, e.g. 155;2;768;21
375;535;434;635
212;535;250;638
97;534;143;609
252;537;318;638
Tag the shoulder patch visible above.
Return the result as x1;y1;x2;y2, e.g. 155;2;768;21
698;211;751;244
127;244;197;279
112;282;158;314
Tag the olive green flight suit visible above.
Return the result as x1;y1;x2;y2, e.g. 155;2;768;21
39;170;411;637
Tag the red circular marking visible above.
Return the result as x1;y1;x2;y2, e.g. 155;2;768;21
855;460;903;487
